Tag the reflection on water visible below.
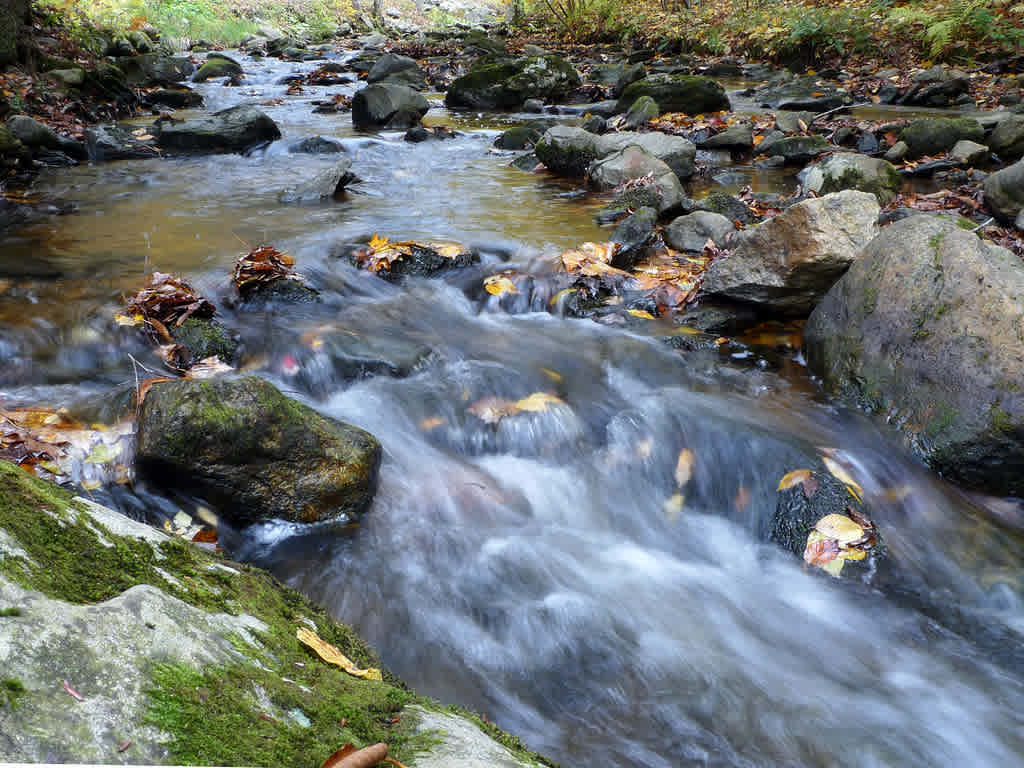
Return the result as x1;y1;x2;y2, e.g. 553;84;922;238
2;50;1023;768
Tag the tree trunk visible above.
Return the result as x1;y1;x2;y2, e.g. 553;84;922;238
0;0;30;66
372;0;383;20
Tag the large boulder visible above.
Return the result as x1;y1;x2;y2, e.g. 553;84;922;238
444;55;581;110
117;53;194;86
802;153;903;203
702;190;880;314
804;216;1024;495
989;114;1024;160
984;158;1024;224
154;105;281;153
899;117;984;159
279;156;357;202
614;74;730;115
534;125;696;180
366;53;426;90
352;83;430;129
136;377;381;525
665;211;735;253
587;146;685;214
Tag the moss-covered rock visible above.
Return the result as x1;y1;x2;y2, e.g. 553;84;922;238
989;113;1024;160
136;377;381;525
0;461;550;767
804;216;1024;495
192;55;242;83
899;117;984;159
802;153;903;204
983;157;1024;224
170;317;238;363
534;125;600;177
445;55;581;110
614;73;730;116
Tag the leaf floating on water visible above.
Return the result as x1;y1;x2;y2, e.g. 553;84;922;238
297;627;383;681
321;742;388;768
822;456;864;502
483;275;520;296
419;417;445;430
674;449;695;488
514;392;564;413
626;309;656;319
777;468;812;491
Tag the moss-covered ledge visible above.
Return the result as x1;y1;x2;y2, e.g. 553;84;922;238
0;461;554;767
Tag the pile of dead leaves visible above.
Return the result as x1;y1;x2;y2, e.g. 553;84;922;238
351;234;474;275
803;509;879;578
233;245;307;298
118;272;216;342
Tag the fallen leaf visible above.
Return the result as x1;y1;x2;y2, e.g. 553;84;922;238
514;392;564;412
322;742;388;768
419;417;445;430
803;529;840;565
62;680;84;701
778;468;812;491
297;628;382;681
663;492;685;519
627;309;656;319
814;513;865;545
822;456;864;501
468;397;518;425
674;448;695;487
118;740;132;753
483;275;519;296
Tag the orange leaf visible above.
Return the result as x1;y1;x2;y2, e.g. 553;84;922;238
322;742;388;768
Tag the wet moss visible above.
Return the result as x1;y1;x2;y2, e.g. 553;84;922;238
171;317;238;364
0;606;22;616
2;678;26;709
925;403;958;438
989;404;1013;434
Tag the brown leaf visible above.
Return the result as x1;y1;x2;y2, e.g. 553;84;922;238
62;679;84;701
322;742;388;768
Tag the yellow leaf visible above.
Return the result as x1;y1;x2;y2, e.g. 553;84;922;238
368;233;390;251
752;134;765;146
548;287;577;307
468;397;518;424
814;514;865;545
419;417;444;430
778;468;812;491
663;492;685;520
296;627;382;681
514;392;565;412
820;557;845;578
115;313;144;327
484;275;520;296
675;448;695;487
627;309;656;319
540;367;562;382
822;456;864;501
837;546;866;561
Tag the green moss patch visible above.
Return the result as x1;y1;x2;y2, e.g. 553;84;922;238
2;678;26;709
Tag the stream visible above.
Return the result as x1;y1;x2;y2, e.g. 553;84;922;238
2;50;1024;767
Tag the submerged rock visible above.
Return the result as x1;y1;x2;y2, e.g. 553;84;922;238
137;377;381;525
445;55;581;110
804;216;1024;495
703;190;880;314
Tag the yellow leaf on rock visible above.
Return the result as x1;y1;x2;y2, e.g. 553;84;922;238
627;309;656;319
814;514;865;545
663;492;685;519
837;546;867;561
675;449;695;487
297;627;382;681
514;392;564;412
822;456;864;501
484;275;520;296
778;469;812;491
114;313;145;327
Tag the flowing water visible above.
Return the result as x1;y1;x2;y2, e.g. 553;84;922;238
2;51;1023;767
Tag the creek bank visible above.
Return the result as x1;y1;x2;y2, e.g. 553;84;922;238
0;461;550;767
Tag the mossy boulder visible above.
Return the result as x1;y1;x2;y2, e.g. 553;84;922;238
445;55;581;110
804;216;1024;495
170;317;238;364
136;377;381;525
534;125;600;177
899;117;984;159
802;153;903;204
494;125;542;150
192;55;242;83
614;74;730;116
622;94;659;129
989;114;1024;160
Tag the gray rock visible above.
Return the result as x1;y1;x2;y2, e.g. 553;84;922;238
279;156;357;202
288;136;345;154
46;67;85;87
884;140;908;162
6;115;60;149
767;134;830;164
142;87;203;109
950;139;989;166
534;125;600;176
623;94;659;129
610;206;658;267
587;146;684;214
802;153;903;203
989;114;1024;159
665;211;735;252
774;110;815;134
409;706;540;768
703;190;880;314
983;158;1024;224
615;73;730;115
367;53;427;90
613;62;647;98
804;216;1024;495
694;192;753;224
697;122;753;150
352;83;430;129
494;125;541;150
154;105;281;153
85;124;159;161
445;55;581;110
899;117;984;159
756;76;851;111
137;377;381;525
596;131;696;180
